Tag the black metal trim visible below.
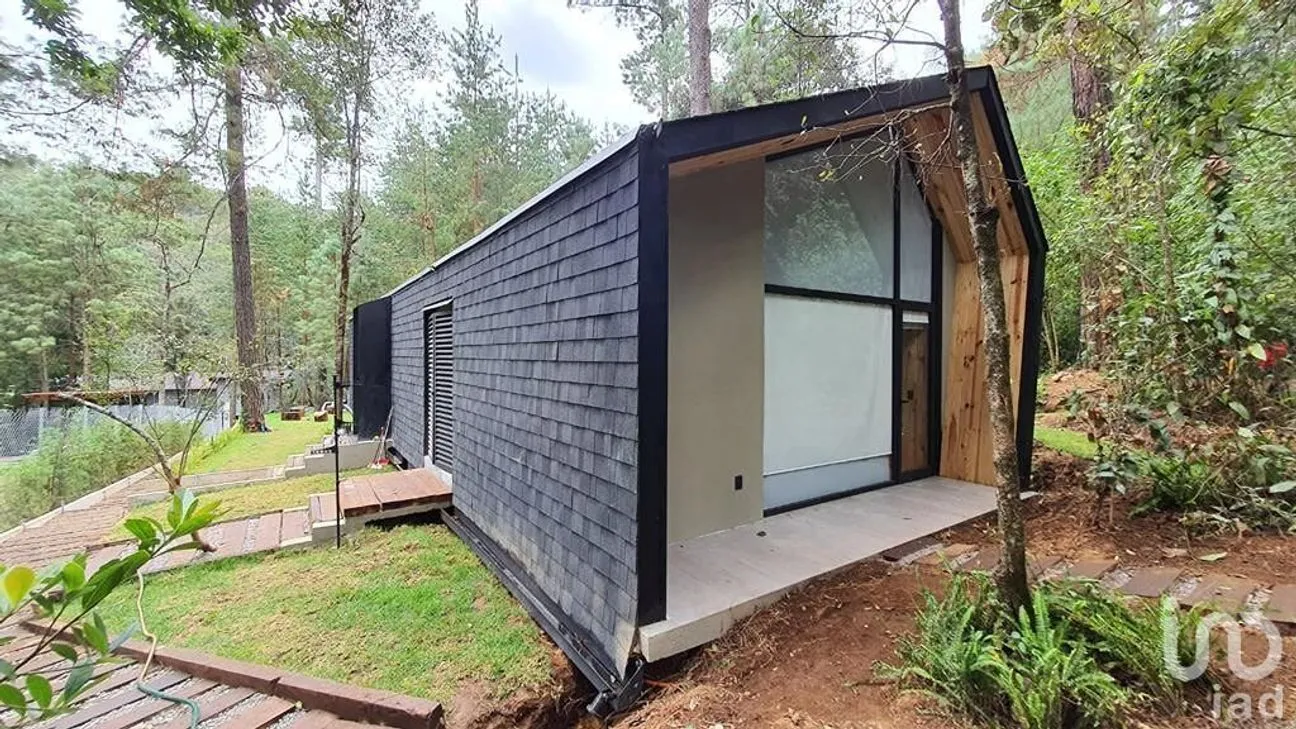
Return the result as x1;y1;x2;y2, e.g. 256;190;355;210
634;126;669;627
442;510;644;716
890;157;903;481
765;478;895;516
976;81;1049;485
764;284;932;311
656;67;993;163
929;218;945;468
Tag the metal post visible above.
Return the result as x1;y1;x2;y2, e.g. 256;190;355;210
333;375;342;549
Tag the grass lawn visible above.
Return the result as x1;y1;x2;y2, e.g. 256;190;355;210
99;525;552;702
113;469;383;538
1035;425;1098;459
187;412;332;474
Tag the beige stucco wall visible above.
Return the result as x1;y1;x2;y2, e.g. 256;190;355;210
666;160;765;544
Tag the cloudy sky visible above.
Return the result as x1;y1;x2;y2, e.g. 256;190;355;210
0;0;989;197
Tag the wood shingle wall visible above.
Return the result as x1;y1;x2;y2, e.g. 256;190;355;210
388;145;641;672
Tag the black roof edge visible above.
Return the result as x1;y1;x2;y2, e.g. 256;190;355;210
655;66;992;163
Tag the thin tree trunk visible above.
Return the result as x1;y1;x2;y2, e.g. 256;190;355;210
336;86;365;388
1067;18;1115;365
224;65;265;431
56;394;213;551
937;0;1030;617
687;0;711;115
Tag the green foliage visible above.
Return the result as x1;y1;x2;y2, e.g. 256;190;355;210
880;573;1207;729
0;490;216;727
1034;426;1097;459
0;417;191;531
1136;427;1296;533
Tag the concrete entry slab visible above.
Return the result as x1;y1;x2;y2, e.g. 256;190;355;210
637;476;997;662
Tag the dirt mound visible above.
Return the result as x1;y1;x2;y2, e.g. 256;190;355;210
618;561;959;729
622;449;1296;728
1040;367;1110;411
448;647;596;729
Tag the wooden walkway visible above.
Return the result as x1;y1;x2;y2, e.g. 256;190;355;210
309;469;453;523
83;468;453;577
4;625;442;728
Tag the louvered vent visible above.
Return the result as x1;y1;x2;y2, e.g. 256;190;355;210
424;305;454;470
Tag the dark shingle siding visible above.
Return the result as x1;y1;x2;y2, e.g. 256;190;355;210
387;145;640;670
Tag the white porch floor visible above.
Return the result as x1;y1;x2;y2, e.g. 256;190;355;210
637;476;997;661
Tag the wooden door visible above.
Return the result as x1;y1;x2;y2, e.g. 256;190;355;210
899;323;929;473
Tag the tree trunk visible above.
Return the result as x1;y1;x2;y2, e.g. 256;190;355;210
937;0;1030;617
224;64;265;432
687;0;711;115
336;87;365;389
1067;18;1116;365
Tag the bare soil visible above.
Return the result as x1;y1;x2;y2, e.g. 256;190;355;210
618;447;1296;729
618;561;959;729
1040;367;1110;411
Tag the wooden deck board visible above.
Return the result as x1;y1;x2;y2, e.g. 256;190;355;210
340;469;452;518
152;686;256;729
224;696;296;728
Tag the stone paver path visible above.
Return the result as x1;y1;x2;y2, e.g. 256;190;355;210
0;470;174;569
896;541;1296;632
3;468;453;577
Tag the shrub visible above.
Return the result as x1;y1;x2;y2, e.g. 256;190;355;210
1136;427;1296;533
880;573;1207;729
0;417;192;530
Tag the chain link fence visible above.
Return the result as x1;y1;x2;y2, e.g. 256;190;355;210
0;405;231;459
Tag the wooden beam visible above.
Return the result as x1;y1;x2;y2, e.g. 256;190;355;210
668;105;946;179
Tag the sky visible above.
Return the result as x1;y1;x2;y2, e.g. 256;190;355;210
0;0;990;198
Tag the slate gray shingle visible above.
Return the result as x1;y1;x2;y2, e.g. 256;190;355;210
387;145;640;670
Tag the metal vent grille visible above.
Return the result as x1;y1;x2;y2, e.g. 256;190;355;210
424;305;454;470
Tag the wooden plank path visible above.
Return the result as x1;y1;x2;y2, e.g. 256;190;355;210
312;469;452;524
72;469;454;578
5;625;443;728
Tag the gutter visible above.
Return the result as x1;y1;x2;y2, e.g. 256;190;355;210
442;510;645;717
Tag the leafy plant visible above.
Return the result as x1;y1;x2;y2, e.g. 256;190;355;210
880;573;1208;729
0;490;217;726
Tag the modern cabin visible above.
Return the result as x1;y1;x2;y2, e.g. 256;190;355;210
349;66;1046;712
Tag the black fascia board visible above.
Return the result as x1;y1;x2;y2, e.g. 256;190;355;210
654;67;992;164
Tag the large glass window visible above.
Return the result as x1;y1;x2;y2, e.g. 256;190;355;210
764;136;894;298
898;164;933;303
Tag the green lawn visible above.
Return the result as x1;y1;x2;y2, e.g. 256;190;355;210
1035;425;1098;458
113;468;384;539
186;413;332;474
99;525;551;702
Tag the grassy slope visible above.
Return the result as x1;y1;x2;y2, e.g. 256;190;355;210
187;413;331;474
1035;425;1098;458
100;525;551;702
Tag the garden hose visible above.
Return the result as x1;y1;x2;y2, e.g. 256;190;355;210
134;572;200;729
